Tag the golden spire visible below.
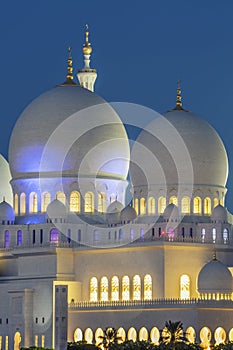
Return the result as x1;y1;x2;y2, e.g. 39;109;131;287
213;249;217;261
175;80;183;109
83;24;92;55
66;46;74;81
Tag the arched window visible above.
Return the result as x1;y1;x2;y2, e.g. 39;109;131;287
90;277;98;302
134;198;139;215
169;196;178;206
29;192;37;213
17;230;22;246
74;328;83;342
199;327;211;349
204;197;211;215
144;274;152;300
214;327;226;345
20;193;26;215
181;196;190;214
41;192;50;212
148;197;155;215
140;197;146;215
98;193;106;213
128;327;137;342
212;228;216;243
223;228;228;243
229;328;233;342
139;327;148;341
150;327;160;345
122;275;130;301
14;194;19;215
193;197;202;214
180;274;190;299
117;327;126;343
201;228;206;242
85;192;94;213
186;327;196;343
213;198;219;208
4;230;10;248
50;228;59;244
133;275;141;300
84;328;93;344
56;192;66;205
158;196;166;214
95;328;104;344
100;276;108;301
111;276;119;301
70;191;80;212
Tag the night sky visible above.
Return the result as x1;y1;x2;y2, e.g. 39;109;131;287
1;1;233;210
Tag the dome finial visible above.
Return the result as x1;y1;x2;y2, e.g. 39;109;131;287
60;46;77;86
213;249;218;261
83;23;92;55
175;80;183;110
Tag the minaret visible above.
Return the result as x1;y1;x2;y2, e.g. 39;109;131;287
77;24;97;92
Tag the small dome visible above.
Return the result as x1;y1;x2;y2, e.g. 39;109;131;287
0;155;13;206
0;200;15;223
198;258;232;294
120;205;137;222
211;205;228;221
46;199;67;219
106;200;124;225
163;203;179;219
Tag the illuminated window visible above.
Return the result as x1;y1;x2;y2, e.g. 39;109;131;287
181;196;190;214
223;228;228;243
180;274;190;299
17;230;22;246
201;228;205;242
200;327;211;349
144;274;152;300
84;328;93;344
148;197;155;214
14;194;18;215
50;228;59;244
4;230;10;248
140;197;146;215
100;276;108;301
186;327;196;343
90;277;98;302
212;228;216;243
133;275;141;300
193;196;201;214
204;197;211;215
139;327;148;341
20;193;26;214
41;192;50;212
117;327;126;343
122;275;130;301
111;276;119;301
134;198;139;215
220;198;224;206
158;196;166;214
98;193;106;213
213;198;219;208
41;335;45;348
95;328;104;344
229;328;233;342
150;327;160;345
214;327;226;345
169;196;178;206
128;327;137;341
34;335;38;347
70;191;80;212
29;192;37;213
5;336;8;350
56;191;66;205
85;192;94;213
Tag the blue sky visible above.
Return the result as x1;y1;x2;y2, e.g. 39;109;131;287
1;0;233;210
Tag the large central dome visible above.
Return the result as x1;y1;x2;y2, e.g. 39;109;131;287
9;85;130;181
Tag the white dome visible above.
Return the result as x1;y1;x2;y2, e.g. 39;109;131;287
0;155;13;205
163;203;179;219
120;205;137;222
211;204;228;221
130;109;228;189
106;200;124;225
9;86;130;181
0;200;15;223
198;258;232;294
46;199;67;219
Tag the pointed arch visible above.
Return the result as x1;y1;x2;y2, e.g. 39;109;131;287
140;197;146;215
70;191;80;212
50;228;59;244
169;196;178;206
139;327;148;341
56;191;66;205
29;192;37;213
90;277;98;302
181;196;190;214
133;274;141;300
98;193;106;213
74;328;83;342
20;193;26;214
180;274;190;299
14;194;18;215
134;198;139;215
148;197;155;214
122;275;130;301
144;274;152;300
100;276;108;301
41;192;50;212
158;196;166;214
111;276;119;301
193;196;201;214
204;197;211;215
85;192;94;213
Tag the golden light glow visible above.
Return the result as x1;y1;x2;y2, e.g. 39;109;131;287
140;197;146;215
85;192;94;213
193;196;201;214
180;274;190;299
83;24;93;55
56;191;66;205
134;198;139;215
74;328;83;342
150;327;160;345
128;328;137;342
14;194;18;215
42;192;50;212
20;193;26;214
213;198;219;208
139;327;148;341
200;327;211;349
158;196;166;214
117;328;126;343
169;196;178;206
214;327;226;345
204;197;211;215
70;191;80;212
100;276;108;301
111;276;119;301
181;196;190;214
29;192;37;213
90;277;98;302
122;275;130;301
148;197;155;214
144;274;152;300
133;275;141;300
84;328;93;344
98;193;106;213
186;327;196;343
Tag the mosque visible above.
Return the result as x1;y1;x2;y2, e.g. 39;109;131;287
0;25;233;350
